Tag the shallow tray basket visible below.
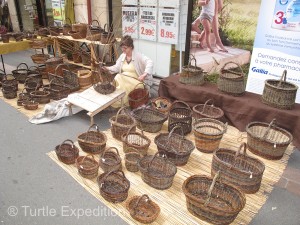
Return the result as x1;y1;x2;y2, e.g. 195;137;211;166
76;155;99;179
126;195;160;224
262;70;298;110
182;172;246;225
55;139;79;164
99;147;122;173
212;143;265;194
246;119;293;160
78;124;107;154
193;99;224;120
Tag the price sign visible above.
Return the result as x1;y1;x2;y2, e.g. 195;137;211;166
140;0;157;6
139;7;157;41
159;0;180;8
122;7;139;38
158;8;179;44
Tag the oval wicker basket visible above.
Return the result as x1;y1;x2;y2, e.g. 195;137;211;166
128;83;149;109
22;100;39;110
150;97;172;114
76;154;99;179
12;62;29;84
193;99;224;120
262;70;298;110
138;152;177;190
246;119;293;160
125;148;142;172
30;87;51;104
78;124;107;154
179;56;205;86
193;118;227;153
99;147;122;173
126;195;160;223
154;126;195;166
182;172;246;225
55;139;79;165
97;170;130;203
212;143;265;194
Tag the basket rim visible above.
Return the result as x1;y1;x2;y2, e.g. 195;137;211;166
76;155;99;171
121;132;151;148
193;118;227;136
264;79;298;91
132;107;168;124
193;103;224;119
78;130;107;145
97;170;130;192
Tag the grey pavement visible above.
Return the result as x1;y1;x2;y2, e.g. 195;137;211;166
0;49;300;225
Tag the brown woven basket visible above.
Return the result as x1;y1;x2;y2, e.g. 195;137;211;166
193;118;227;153
217;62;245;96
2;89;17;99
154;126;195;166
30;87;51;104
125;148;142;172
128;83;149;109
212;143;265;194
1;33;10;43
150;97;172;114
138;152;177;190
246;119;293;160
55;139;79;165
45;57;64;77
182;172;246;225
30;39;47;49
76;154;99;179
46;80;70;100
62;18;72;35
24;79;38;94
86;19;103;41
193;99;224;120
168;100;192;135
93;81;116;95
126;195;160;223
262;70;298;110
12;62;29;84
97;170;130;203
2;75;18;91
62;68;80;92
179;56;205;86
78;124;107;154
99;147;122;173
77;70;92;88
72;23;88;38
109;107;137;141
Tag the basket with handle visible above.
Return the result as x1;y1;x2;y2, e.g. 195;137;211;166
125;148;142;172
12;62;29;84
138;152;177;190
168;100;193;135
30;87;51;104
97;169;130;203
2;88;17;99
109;107;137;141
45;57;64;77
126;194;160;224
212;143;265;194
99;147;122;173
193;99;224;120
24;78;39;94
62;68;80;92
77;124;107;154
182;171;246;225
179;55;205;86
76;154;99;179
30;39;47;49
128;82;149;109
262;70;298;110
246;119;293;160
150;97;172;114
100;24;114;44
55;139;79;165
154;126;195;166
72;23;88;38
86;19;103;41
1;74;18;91
46;79;70;100
193;118;227;153
121;126;151;156
217;61;245;96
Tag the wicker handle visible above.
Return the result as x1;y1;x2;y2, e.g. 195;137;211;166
277;70;287;88
132;82;146;91
84;124;100;141
58;139;76;155
132;194;151;215
235;142;247;157
221;61;244;77
102;146;120;158
188;55;197;68
201;99;214;114
28;66;39;72
100;169;126;187
166;126;184;153
54;63;69;76
115;106;127;121
90;19;100;27
125;147;141;155
17;62;29;70
103;23;108;33
170;100;191;111
204;171;220;206
147;152;168;172
81;154;96;166
262;119;276;140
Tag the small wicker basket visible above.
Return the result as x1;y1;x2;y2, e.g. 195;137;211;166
55;139;79;165
193;99;224;120
125;148;142;172
12;62;29;84
99;147;122;173
179;56;205;86
22;100;39;110
76;154;99;179
128;83;149;109
150;97;172;114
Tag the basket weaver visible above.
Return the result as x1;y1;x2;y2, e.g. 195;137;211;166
193;99;224;120
99;147;122;173
55;139;79;165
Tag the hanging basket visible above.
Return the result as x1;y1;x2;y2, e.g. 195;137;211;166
128;83;149;109
154;126;195;166
262;70;298;110
99;147;122;173
78;124;107;154
76;154;99;179
193;99;224;120
179;55;205;86
212;143;265;194
182;172;246;225
217;62;245;96
55;139;79;165
246;119;293;160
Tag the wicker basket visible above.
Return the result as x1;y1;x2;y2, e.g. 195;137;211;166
12;62;29;84
246;119;293;160
45;57;64;77
179;56;205;86
30;87;51;104
99;147;122;173
217;62;245;96
2;89;17;99
154;126;195;166
138;152;177;190
193;118;227;153
24;78;39;94
125;149;142;172
121;126;151;156
193;99;224;120
86;19;103;41
212;143;265;194
168;100;192;135
62;18;72;35
1;33;10;43
47;80;70;100
150;97;172;114
72;23;88;38
262;70;298;110
77;70;92;88
76;154;99;179
97;170;130;203
55;139;79;165
131;106;168;133
126;195;160;223
93;81;116;95
31;54;50;64
109;107;137;140
62;68;80;92
30;39;47;49
182;172;246;225
128;83;149;109
2;75;18;91
78;124;107;154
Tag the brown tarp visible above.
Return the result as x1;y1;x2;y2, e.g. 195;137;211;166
158;74;300;149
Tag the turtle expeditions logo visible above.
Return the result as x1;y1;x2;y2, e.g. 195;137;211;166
251;67;269;74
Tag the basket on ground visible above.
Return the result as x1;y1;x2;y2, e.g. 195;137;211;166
99;147;122;173
97;170;130;203
128;83;149;109
78;124;107;154
193;118;227;153
154;126;195;166
76;154;99;179
182;172;246;225
193;99;224;120
125;148;142;172
22;100;39;110
138;152;177;190
179;55;205;86
12;62;29;83
126;195;160;224
212;143;265;194
246;119;293;160
30;87;51;104
55;139;79;164
150;97;172;114
262;70;298;110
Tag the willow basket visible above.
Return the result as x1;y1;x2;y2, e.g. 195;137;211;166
76;155;99;179
193;99;224;120
99;147;122;173
179;56;205;86
55;139;79;165
128;83;149;109
150;97;172;114
125;149;142;172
